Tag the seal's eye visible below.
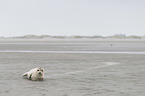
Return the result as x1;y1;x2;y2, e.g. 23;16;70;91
41;70;43;72
37;70;39;71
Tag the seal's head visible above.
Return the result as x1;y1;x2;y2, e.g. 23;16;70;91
36;67;44;76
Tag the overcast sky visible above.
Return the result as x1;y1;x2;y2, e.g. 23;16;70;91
0;0;145;37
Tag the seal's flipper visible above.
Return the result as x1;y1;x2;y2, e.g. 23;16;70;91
29;74;32;80
22;72;28;77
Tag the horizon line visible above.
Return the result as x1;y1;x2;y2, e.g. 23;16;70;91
1;34;145;38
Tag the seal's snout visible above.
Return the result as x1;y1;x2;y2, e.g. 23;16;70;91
38;72;42;75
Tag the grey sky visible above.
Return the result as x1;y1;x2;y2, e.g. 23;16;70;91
0;0;145;37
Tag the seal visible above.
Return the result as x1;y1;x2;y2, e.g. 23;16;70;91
22;67;44;81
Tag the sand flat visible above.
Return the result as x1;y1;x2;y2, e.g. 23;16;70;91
0;39;145;96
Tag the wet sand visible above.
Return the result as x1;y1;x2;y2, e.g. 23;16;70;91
0;39;145;96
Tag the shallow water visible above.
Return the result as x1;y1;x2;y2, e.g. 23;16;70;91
0;40;145;96
0;42;145;52
0;50;145;54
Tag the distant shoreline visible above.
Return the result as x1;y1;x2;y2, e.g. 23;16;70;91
0;38;145;43
0;34;145;39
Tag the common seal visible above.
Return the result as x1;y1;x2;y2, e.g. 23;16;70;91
22;67;44;81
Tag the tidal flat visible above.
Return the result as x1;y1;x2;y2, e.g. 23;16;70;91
0;39;145;96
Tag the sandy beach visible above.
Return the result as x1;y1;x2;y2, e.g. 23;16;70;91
0;39;145;96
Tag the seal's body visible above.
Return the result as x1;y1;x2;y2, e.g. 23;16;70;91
22;67;44;81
